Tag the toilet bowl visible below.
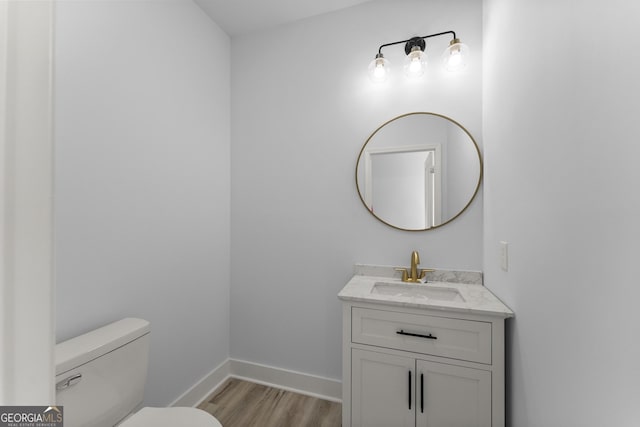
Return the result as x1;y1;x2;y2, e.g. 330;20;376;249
55;318;223;427
119;407;222;427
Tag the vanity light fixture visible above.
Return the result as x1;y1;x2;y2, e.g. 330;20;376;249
368;31;469;82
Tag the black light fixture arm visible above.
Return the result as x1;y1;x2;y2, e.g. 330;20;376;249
377;30;457;55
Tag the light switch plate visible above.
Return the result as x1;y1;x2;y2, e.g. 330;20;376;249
500;241;509;272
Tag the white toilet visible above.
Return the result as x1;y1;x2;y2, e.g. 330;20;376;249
55;318;222;427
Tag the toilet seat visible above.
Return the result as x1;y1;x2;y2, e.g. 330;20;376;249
119;407;222;427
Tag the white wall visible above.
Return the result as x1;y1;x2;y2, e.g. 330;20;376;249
231;0;482;381
483;0;640;425
0;0;55;405
54;0;230;406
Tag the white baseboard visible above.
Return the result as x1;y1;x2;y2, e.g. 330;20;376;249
170;358;342;408
170;359;231;407
229;359;342;403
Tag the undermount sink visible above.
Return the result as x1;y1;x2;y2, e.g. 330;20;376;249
371;282;465;302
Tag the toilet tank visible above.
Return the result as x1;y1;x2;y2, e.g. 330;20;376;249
55;318;151;427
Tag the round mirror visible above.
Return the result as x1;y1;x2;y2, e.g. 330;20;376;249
356;112;482;231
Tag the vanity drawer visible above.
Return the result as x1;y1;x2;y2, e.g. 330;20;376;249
351;307;491;364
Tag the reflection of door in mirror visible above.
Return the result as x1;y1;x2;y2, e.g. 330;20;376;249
363;145;442;230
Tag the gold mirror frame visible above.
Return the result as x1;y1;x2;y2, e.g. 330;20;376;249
355;112;483;231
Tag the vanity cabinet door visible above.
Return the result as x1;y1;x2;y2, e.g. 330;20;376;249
351;349;415;427
416;360;491;427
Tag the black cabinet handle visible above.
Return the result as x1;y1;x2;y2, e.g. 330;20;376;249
420;373;424;413
408;371;412;410
397;329;437;340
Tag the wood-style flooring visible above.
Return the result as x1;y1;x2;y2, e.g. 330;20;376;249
198;378;342;427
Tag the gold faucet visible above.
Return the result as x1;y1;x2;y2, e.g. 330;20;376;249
395;251;435;283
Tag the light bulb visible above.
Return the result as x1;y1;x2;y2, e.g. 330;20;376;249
368;53;390;83
442;38;469;72
403;46;427;78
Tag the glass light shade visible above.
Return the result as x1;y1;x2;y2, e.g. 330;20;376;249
442;39;469;72
403;46;427;78
368;54;390;83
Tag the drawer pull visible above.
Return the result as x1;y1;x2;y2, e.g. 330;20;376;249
397;329;437;340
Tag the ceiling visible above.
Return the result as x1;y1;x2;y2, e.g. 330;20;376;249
193;0;374;36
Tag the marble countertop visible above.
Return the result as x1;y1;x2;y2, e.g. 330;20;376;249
338;270;514;318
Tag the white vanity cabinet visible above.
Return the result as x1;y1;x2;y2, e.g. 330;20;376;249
339;274;513;427
351;348;491;427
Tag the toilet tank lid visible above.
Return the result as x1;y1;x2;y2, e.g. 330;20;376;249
56;318;150;375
